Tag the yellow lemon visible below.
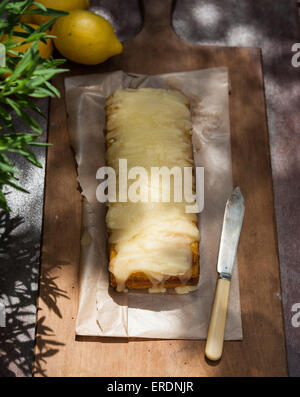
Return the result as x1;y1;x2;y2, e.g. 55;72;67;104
3;24;53;59
52;10;123;65
20;12;35;24
30;0;90;25
1;24;53;78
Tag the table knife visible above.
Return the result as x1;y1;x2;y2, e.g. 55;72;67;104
205;186;245;361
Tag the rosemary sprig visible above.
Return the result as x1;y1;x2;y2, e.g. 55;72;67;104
0;0;69;212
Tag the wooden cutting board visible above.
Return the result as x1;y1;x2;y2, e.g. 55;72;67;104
33;0;287;376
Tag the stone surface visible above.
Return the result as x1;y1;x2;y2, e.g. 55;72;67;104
172;0;300;377
0;98;48;377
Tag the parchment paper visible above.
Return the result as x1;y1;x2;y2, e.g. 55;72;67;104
64;68;242;339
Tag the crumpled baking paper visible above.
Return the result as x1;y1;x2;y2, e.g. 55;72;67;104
64;68;242;339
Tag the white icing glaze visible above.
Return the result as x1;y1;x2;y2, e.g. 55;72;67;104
106;88;200;291
174;285;198;294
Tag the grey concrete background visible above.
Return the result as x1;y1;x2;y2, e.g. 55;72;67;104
171;0;300;377
0;98;48;376
0;0;299;376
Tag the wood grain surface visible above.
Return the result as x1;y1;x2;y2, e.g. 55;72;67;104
33;0;287;376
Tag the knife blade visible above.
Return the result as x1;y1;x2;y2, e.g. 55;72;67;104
205;187;245;361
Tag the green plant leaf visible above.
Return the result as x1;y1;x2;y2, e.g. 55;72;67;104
0;0;69;211
0;188;9;212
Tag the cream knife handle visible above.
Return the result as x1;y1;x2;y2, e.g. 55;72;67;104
205;278;231;361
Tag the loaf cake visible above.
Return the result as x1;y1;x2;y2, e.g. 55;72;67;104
105;88;200;293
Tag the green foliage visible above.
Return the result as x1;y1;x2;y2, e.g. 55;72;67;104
0;0;68;211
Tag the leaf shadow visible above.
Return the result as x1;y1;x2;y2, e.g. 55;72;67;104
0;211;66;377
